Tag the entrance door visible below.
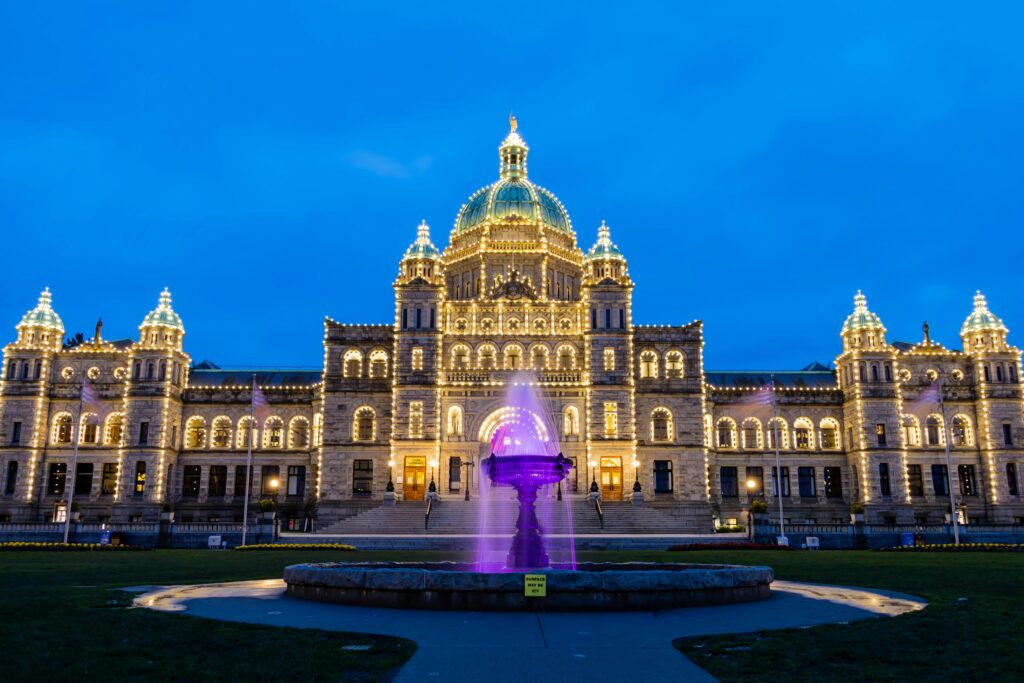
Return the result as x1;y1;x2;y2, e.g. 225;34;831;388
600;457;622;501
404;456;427;501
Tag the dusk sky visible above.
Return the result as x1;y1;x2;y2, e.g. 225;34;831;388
2;3;1022;370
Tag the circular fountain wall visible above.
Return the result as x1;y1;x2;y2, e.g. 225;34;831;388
283;562;773;611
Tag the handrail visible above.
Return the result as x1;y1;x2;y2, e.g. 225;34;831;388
593;497;604;529
424;497;433;530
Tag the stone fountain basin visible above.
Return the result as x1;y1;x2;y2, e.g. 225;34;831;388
283;562;773;611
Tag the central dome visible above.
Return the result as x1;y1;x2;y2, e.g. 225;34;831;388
453;116;572;235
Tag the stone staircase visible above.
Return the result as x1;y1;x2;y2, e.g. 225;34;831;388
315;499;713;535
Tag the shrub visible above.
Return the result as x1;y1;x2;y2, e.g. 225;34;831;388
0;542;144;551
257;498;276;513
668;542;792;551
236;543;356;551
715;524;746;533
850;503;866;514
750;500;768;513
886;543;1024;552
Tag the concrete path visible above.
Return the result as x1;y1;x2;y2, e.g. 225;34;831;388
135;580;924;682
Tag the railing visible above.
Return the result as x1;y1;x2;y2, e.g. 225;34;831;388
593;497;604;529
424;497;433;530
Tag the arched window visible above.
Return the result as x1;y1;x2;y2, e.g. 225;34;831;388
716;418;736;448
557;344;575;370
211;416;233;448
925;415;943;446
104;413;125;446
343;350;363;378
78;413;100;445
531;345;549;370
237;416;255;449
5;360;14;379
264;417;284;449
902;415;920;447
870;365;879;382
793;417;814;450
52;413;73;444
820;418;841;449
639;350;658;379
447;406;464;439
504;344;523;370
146;362;155;380
651;408;673;442
563;406;580;438
665;351;684;379
741;417;762;450
353;406;376;442
451;345;471;370
858;362;867;381
312;414;322;447
478;344;497;371
767;417;789;449
158;359;167;380
951;415;972;447
185;417;207;449
368;350;388;378
288;416;310;449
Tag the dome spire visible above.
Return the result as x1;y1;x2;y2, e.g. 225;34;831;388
140;287;185;333
499;114;528;179
402;219;441;262
841;290;885;335
961;290;1007;336
585;220;625;262
17;287;65;334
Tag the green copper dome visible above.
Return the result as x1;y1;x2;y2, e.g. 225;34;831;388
403;220;441;261
453;118;572;235
961;291;1007;336
18;288;64;333
140;288;185;333
585;221;625;261
841;291;885;334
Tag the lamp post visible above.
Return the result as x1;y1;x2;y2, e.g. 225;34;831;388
462;459;474;501
387;459;395;489
588;459;597;488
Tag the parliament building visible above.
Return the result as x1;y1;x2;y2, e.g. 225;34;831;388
2;119;1023;531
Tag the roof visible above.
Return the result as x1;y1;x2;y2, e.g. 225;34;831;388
961;291;1007;336
585;221;625;262
188;368;321;387
18;288;64;333
705;371;838;389
402;220;441;261
140;288;185;333
841;291;884;335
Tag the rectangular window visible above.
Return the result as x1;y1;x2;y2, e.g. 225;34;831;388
932;464;949;496
134;461;147;496
401;308;408;329
591;308;597;329
287;465;306;496
208;465;227;497
74;463;93;496
605;308;611;329
907;464;924;498
409;402;424;438
720;466;738;498
879;462;892;497
411;347;424;371
1007;463;1019;496
234;465;250;497
415;308;422;329
261;465;280;495
352;459;373;495
182;465;201;497
745;466;764;496
823;466;843;499
619;309;625;328
1004;424;1014;446
430;307;435;329
771;466;790;497
798;466;816;497
448;456;462;492
5;461;18;495
603;402;617;437
138;422;149;445
603;348;615;372
654;460;673;493
100;463;117;495
958;464;977;497
875;423;887;447
11;421;21;445
48;462;67;496
794;429;810;449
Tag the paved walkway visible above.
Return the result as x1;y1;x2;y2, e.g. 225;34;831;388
135;580;924;682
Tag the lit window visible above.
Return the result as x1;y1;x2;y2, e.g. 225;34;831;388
409;402;424;439
411;347;424;371
603;348;615;372
604;402;618;437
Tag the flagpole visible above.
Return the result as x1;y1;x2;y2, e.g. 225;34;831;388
63;385;86;544
241;375;255;547
938;378;961;545
770;375;786;545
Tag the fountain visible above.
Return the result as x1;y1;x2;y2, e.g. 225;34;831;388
282;379;774;610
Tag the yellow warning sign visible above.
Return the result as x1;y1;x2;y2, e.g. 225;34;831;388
524;574;547;597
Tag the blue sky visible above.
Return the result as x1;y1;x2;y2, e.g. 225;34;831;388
2;3;1022;369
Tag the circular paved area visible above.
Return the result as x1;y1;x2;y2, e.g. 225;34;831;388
135;579;925;682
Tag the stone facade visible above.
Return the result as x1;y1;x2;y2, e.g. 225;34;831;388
2;120;1022;529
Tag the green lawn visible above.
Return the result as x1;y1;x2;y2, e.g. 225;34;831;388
0;549;1020;682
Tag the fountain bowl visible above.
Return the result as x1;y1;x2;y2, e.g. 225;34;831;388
283;562;773;611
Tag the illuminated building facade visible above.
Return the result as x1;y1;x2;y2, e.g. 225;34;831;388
2;120;1022;529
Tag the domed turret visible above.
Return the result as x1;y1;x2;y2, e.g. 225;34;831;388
961;291;1009;353
139;288;185;349
398;220;443;284
17;288;64;336
841;291;886;350
584;221;629;284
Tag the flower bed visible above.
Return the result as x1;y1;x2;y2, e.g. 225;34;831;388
0;542;144;551
667;543;793;551
236;543;357;551
887;542;1024;552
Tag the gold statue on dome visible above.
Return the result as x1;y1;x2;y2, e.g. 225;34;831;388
509;113;517;133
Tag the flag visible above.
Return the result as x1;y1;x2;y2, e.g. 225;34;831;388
734;384;774;416
907;381;940;413
80;376;101;414
251;381;271;423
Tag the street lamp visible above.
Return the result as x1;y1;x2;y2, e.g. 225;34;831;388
746;478;757;494
386;459;395;492
462;459;474;501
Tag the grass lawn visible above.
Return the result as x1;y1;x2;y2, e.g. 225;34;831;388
1;548;1021;682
